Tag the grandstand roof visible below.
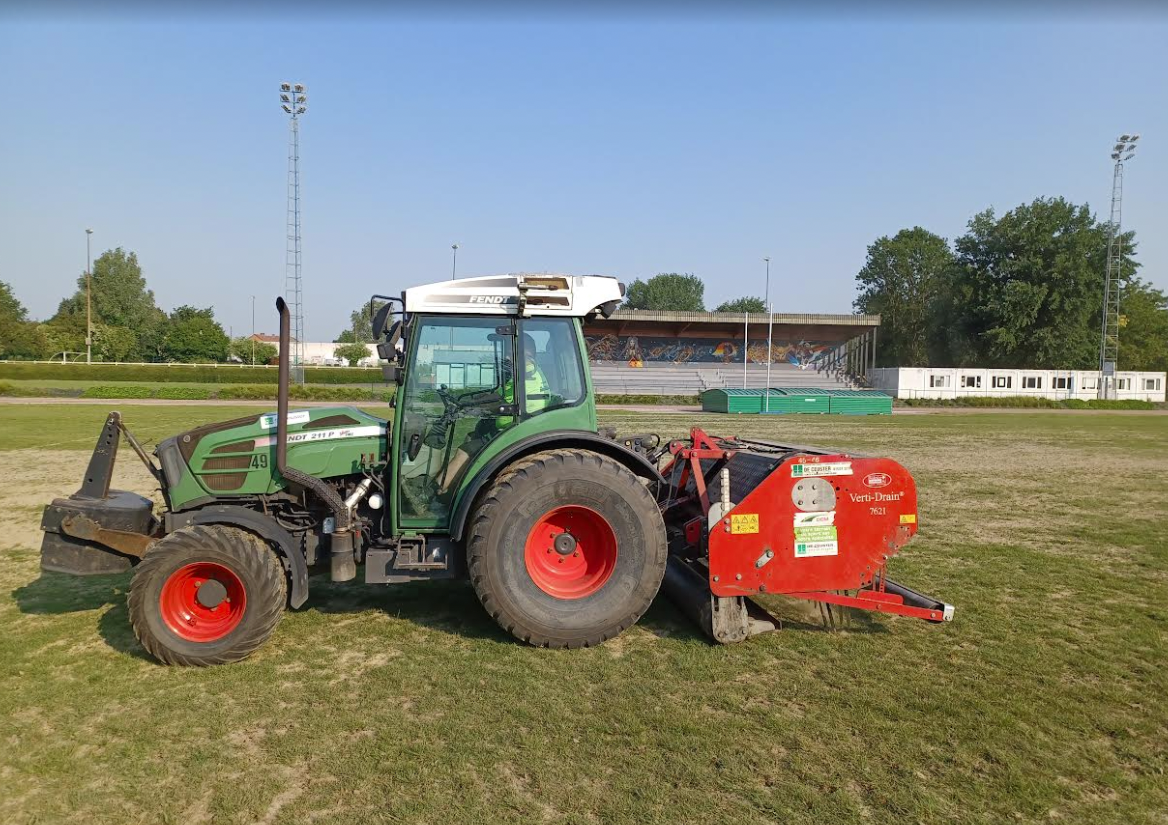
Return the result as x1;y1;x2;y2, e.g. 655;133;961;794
603;309;879;327
584;309;879;344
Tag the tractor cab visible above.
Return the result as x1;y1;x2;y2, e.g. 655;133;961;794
372;274;623;532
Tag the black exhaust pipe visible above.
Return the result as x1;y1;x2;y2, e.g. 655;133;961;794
275;298;357;582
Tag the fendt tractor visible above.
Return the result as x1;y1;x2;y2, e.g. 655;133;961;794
41;274;952;665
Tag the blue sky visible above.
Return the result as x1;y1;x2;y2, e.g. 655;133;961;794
1;9;1165;341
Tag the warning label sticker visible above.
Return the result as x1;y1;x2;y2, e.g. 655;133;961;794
791;461;853;478
795;540;838;558
730;513;759;534
793;511;835;527
900;514;917;524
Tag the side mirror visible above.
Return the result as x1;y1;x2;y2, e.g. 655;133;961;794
371;302;394;340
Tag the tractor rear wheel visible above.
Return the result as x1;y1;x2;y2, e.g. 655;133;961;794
468;449;667;648
128;525;287;666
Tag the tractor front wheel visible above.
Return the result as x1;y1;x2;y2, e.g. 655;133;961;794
468;449;667;648
128;524;287;666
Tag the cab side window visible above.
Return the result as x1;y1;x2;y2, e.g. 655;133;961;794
519;318;585;416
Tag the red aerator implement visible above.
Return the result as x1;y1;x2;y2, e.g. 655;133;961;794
658;428;952;642
40;275;949;666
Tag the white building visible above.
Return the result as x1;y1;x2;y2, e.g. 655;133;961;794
868;367;1166;403
255;335;377;368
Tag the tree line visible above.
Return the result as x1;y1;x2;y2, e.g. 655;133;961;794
854;197;1166;371
620;196;1167;372
0;248;276;364
5;199;1164;371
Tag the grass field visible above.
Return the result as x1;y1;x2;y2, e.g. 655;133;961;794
1;403;1165;824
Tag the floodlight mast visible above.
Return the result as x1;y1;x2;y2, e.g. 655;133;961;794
1098;134;1140;400
280;82;308;383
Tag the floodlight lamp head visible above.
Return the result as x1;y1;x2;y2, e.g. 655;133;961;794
1114;143;1126;152
1119;134;1131;141
1130;134;1140;141
1111;152;1121;160
281;94;290;102
282;105;292;113
280;83;291;91
297;107;306;114
1124;153;1135;161
294;84;304;92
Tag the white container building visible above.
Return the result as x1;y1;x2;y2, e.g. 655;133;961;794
868;367;1165;403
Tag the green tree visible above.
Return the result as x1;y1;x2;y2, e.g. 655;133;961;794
334;342;372;366
714;296;766;313
1119;279;1168;372
623;273;705;312
161;306;230;363
52;248;165;361
229;336;278;365
335;300;388;343
0;281;50;359
92;324;139;362
854;228;954;367
38;322;85;361
949;198;1135;369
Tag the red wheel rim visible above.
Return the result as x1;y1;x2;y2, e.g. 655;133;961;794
524;506;618;599
158;562;247;642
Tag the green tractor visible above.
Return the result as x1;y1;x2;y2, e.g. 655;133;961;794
41;274;952;666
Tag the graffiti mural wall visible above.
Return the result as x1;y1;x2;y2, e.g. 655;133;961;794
585;335;833;369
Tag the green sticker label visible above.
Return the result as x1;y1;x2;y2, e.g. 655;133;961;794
791;461;853;478
794;525;837;542
795;540;838;558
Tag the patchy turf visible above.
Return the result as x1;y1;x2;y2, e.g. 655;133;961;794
1;404;1166;824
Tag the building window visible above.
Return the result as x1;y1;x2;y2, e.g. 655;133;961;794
1022;376;1042;390
960;375;982;389
992;376;1012;389
1082;377;1098;390
1145;378;1162;391
1053;376;1070;390
1117;378;1131;391
929;374;950;388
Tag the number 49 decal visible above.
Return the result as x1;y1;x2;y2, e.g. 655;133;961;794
249;454;268;470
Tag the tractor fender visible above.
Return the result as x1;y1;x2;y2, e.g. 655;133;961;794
177;506;309;609
449;430;666;543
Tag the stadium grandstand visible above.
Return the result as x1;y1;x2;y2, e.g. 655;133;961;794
583;309;879;396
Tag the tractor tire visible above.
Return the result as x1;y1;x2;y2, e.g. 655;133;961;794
128;524;287;666
468;449;667;648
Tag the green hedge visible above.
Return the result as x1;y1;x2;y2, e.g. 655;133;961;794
215;384;278;401
898;396;1155;411
80;385;154;399
0;361;385;386
595;394;701;406
155;386;214;400
35;383;396;403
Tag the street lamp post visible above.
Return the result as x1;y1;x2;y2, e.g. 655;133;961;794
742;311;749;389
250;295;256;365
451;243;459;280
85;228;94;364
764;256;773;412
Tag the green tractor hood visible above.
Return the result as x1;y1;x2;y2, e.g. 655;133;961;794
155;406;388;510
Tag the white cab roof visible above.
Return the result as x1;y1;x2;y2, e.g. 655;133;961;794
403;273;623;317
